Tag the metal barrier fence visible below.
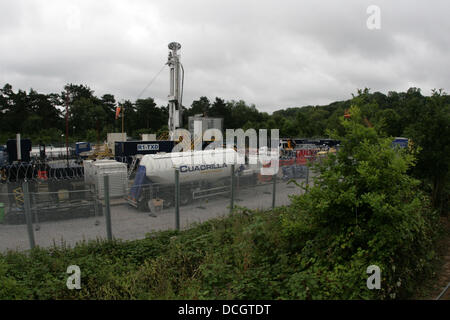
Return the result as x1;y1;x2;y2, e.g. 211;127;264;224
0;164;313;252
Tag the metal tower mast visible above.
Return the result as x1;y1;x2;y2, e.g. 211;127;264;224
167;42;183;140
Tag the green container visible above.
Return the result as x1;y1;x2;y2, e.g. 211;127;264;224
0;203;4;223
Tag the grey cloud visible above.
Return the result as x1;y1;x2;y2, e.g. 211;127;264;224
0;0;449;113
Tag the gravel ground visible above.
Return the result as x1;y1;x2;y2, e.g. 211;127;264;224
0;177;308;252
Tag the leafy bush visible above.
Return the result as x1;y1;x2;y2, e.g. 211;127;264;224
280;106;440;299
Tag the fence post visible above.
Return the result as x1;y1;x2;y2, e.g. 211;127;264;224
272;173;277;209
22;181;35;249
103;175;113;240
306;164;309;190
93;184;100;226
230;164;235;214
175;169;180;230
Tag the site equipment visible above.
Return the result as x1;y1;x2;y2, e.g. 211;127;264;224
167;42;184;140
127;149;258;211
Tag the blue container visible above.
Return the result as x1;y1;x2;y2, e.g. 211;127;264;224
392;137;409;149
115;140;175;157
75;142;91;155
6;139;32;163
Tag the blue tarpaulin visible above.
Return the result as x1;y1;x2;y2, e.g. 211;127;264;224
129;165;148;200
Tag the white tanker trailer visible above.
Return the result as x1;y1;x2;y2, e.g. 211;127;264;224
127;149;259;211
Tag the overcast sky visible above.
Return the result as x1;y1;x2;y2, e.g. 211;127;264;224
0;0;449;113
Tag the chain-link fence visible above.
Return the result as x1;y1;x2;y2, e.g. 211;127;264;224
0;161;315;252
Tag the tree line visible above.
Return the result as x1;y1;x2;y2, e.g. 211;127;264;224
1;83;449;213
2;83;448;144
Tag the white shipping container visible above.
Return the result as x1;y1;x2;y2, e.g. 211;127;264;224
141;134;157;141
84;160;127;199
107;133;127;155
95;162;127;199
83;160;93;184
83;159;117;185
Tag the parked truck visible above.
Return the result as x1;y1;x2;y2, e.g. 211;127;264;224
127;149;259;211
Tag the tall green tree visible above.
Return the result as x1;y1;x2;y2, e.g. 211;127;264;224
189;96;211;117
404;89;450;214
134;98;168;135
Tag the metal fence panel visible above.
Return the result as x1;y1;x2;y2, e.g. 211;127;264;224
0;159;315;252
0;184;32;252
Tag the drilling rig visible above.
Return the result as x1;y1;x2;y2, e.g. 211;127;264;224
167;42;184;140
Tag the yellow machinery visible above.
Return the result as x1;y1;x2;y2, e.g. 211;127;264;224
87;143;114;160
317;147;337;158
157;131;170;141
13;186;24;206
